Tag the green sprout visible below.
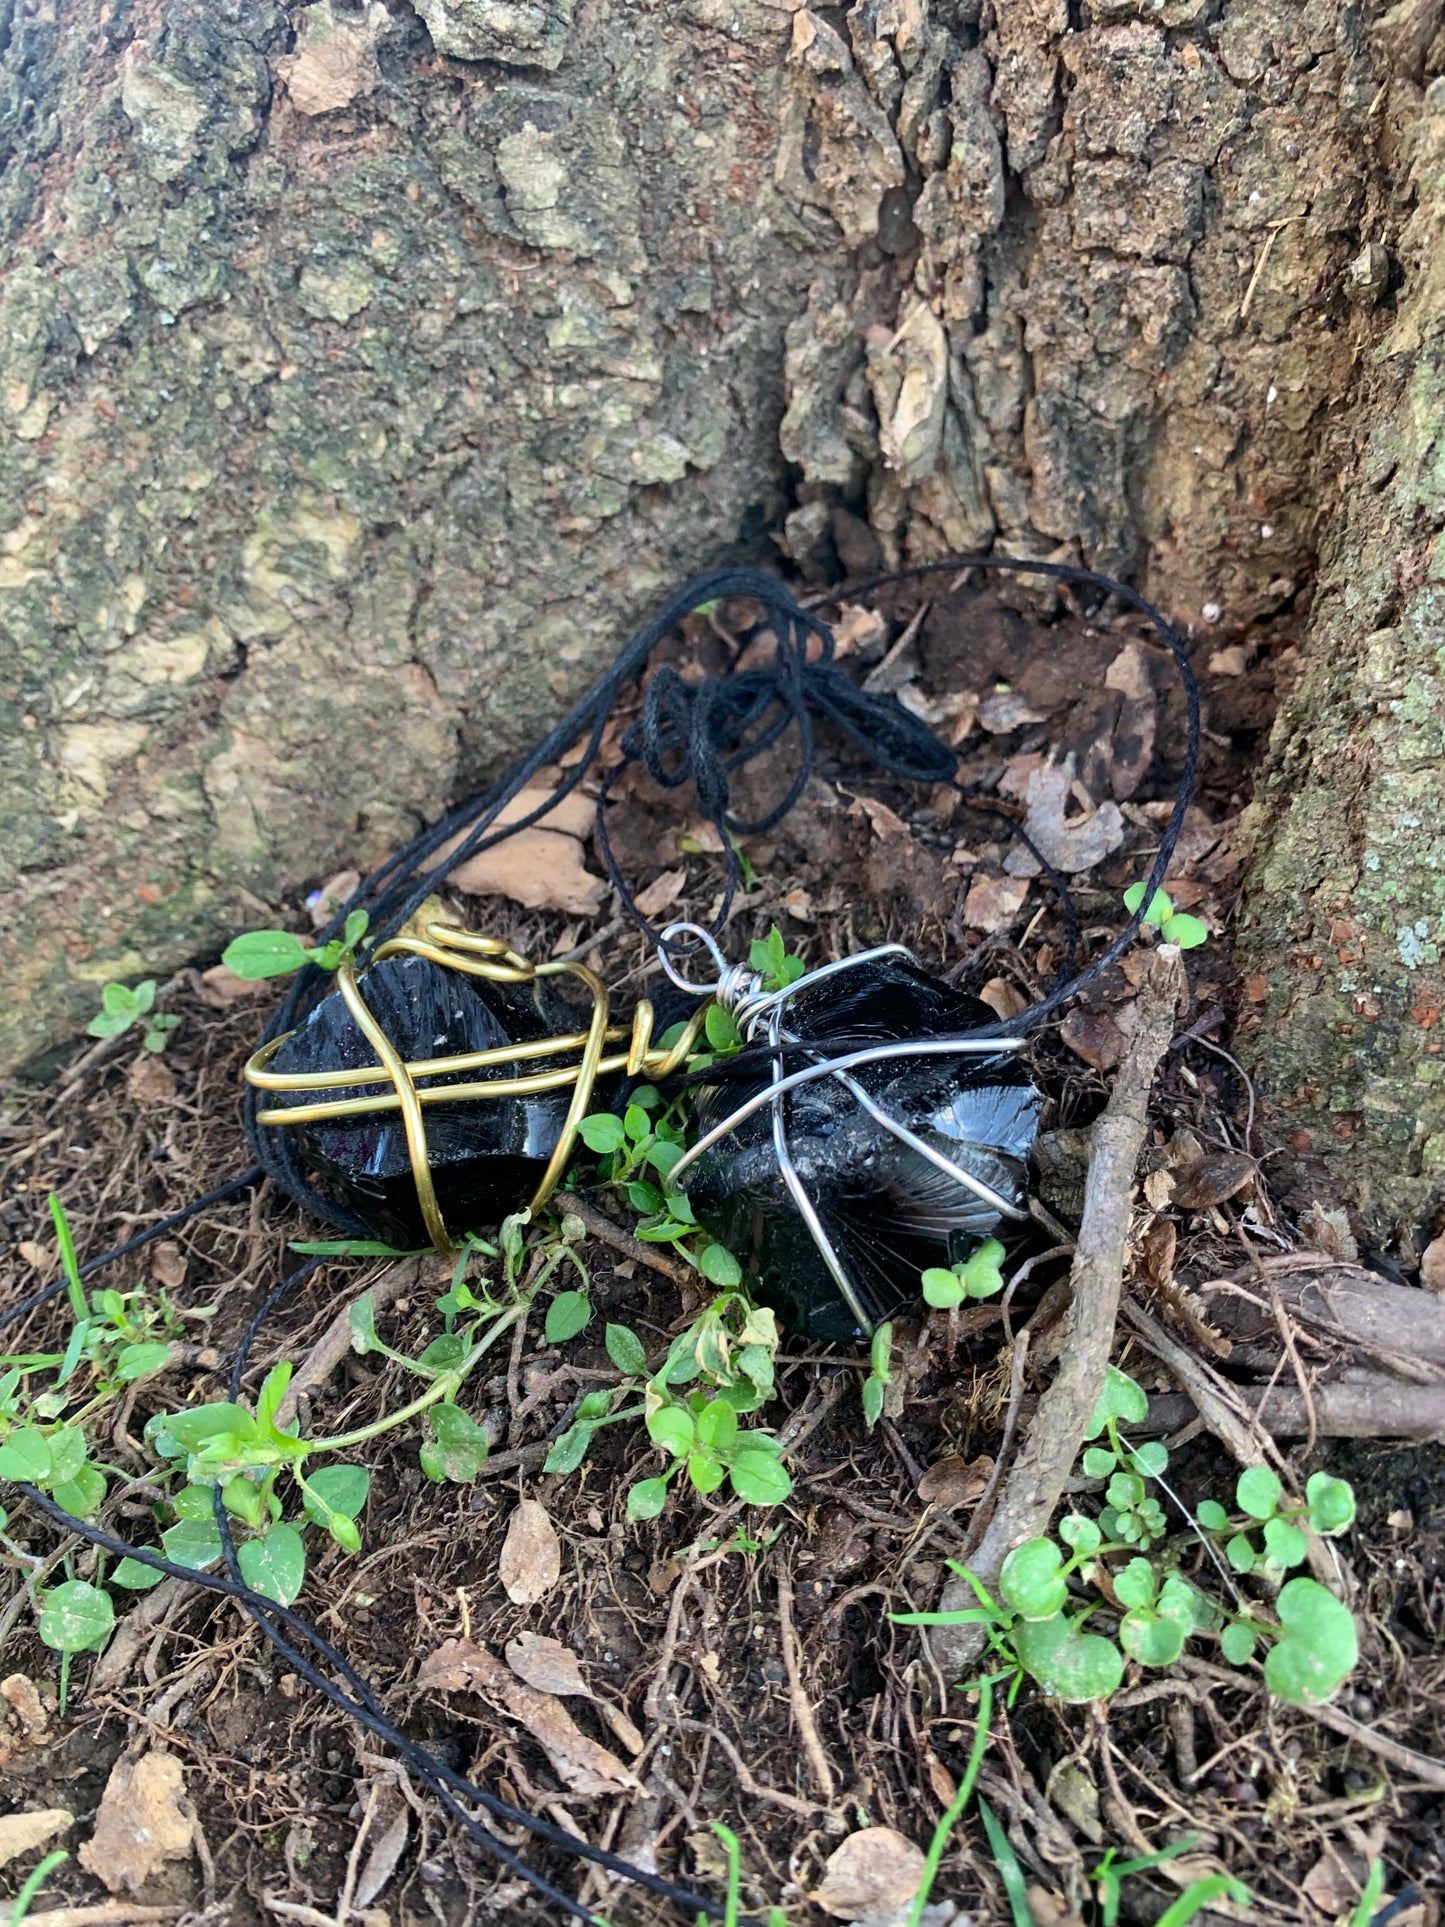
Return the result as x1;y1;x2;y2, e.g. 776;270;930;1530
86;979;180;1053
222;909;369;981
921;1239;1006;1310
1123;881;1208;949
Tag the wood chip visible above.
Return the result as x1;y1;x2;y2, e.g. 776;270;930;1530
830;603;887;658
1208;644;1249;676
415;1640;639;1795
963;874;1029;935
632;868;687;918
78;1751;193;1893
1004;757;1126;877
1143;1168;1176;1211
148;1242;187;1290
1103;641;1157;801
916;1453;992;1509
977;688;1050;732
434;787;605;917
1;1673;48;1739
505;1634;592;1699
0;1809;72;1871
498;1499;561;1605
810;1828;925;1919
844;792;911;841
1423;1235;1445;1296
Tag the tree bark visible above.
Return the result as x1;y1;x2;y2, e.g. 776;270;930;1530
0;0;1408;1072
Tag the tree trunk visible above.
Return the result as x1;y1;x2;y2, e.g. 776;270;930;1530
0;0;1414;1081
1235;65;1445;1247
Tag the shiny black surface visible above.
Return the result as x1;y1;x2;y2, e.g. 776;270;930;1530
268;954;574;1246
683;955;1040;1341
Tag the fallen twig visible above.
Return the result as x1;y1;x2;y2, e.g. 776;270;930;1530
562;1195;691;1285
930;946;1184;1674
776;1569;836;1804
1307;1700;1445;1792
20;1909;182;1927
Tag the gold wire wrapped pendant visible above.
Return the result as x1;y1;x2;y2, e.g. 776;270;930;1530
243;924;704;1256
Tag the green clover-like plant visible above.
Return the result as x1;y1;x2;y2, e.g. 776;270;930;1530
86;979;180;1052
921;1238;1007;1310
1123;880;1209;950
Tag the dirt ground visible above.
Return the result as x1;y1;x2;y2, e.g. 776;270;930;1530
2;581;1442;1927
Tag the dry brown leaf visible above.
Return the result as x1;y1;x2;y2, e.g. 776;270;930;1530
632;868;687;918
1301;1847;1364;1915
499;1499;561;1605
1046;1758;1103;1844
415;1640;640;1795
998;751;1045;801
1142;1217;1177;1283
149;1241;187;1290
1298;1202;1358;1262
1143;1168;1176;1211
979;976;1029;1021
79;1750;193;1893
977;688;1050;732
916;1453;992;1509
1173;1152;1256;1209
1061;1007;1123;1072
845;792;911;841
830;603;888;658
1243;973;1269;1004
505;1633;593;1699
0;1809;72;1871
448;829;607;918
1422;1234;1445;1296
676;818;725;855
963;874;1029;935
1004;757;1126;878
353;1789;409;1910
17;1241;50;1270
198;962;268;1006
1;1674;48;1739
924;1749;956;1806
277;0;390;116
811;1827;925;1919
1103;641;1157;802
779;885;814;921
126;1055;177;1104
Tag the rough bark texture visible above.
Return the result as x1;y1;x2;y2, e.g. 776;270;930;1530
0;0;1406;1072
1236;72;1445;1244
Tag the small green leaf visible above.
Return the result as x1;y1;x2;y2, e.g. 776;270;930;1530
1123;881;1173;924
1236;1466;1282;1521
161;1518;224;1570
1262;1516;1308;1570
870;1322;893;1380
222;930;313;980
347;1293;381;1352
1081;1446;1116;1479
1196;1499;1231;1532
862;1377;884;1428
46;1426;88;1486
1058;1514;1102;1554
1113;1558;1156;1611
172;1482;220;1521
39;1580;115;1652
1160;912;1210;949
1305;1472;1356;1536
645;1138;683;1178
577;1112;627;1154
545;1291;591;1344
102;980;140;1016
688;1452;728;1495
647;1404;696;1457
301;1465;370;1525
626;1179;665;1214
1120;1607;1187;1667
1013;1613;1124;1702
961;1238;1006;1298
1263;1578;1358;1705
112;1556;166;1591
52;1464;107;1519
999;1539;1068;1620
626;1476;670;1520
605;1324;648;1376
921;1266;965;1310
257;1361;294;1435
1085;1367;1149;1438
161;1403;258;1454
1125;1440;1169;1479
624;1103;653;1144
0;1428;52;1483
342;909;369;951
544;1420;598;1477
419;1404;489;1483
1226;1533;1257;1574
86;1010;135;1039
116;1342;173;1381
728;1449;793;1506
1220;1621;1258;1667
695;1399;738;1451
239;1523;306;1605
1106;1471;1145;1511
696;1243;742;1288
705;1004;742;1053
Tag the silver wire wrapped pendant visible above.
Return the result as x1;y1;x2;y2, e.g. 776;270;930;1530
663;928;1041;1343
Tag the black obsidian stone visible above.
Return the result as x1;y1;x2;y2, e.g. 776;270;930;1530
681;955;1040;1343
266;953;576;1247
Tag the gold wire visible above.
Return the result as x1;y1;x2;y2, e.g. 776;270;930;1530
244;923;710;1256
